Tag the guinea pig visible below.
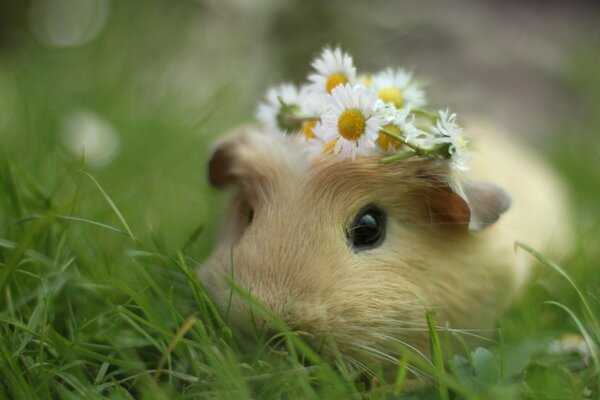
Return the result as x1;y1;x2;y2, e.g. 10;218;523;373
197;120;571;373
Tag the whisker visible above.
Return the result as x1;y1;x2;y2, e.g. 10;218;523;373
350;339;435;383
442;328;500;343
405;364;433;383
356;341;432;381
353;342;401;365
342;354;374;377
382;325;498;338
374;333;432;366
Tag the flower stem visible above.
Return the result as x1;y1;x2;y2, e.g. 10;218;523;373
379;128;425;155
381;151;416;164
411;108;438;121
285;116;320;124
379;128;451;161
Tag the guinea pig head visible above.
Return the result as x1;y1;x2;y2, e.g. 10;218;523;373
198;125;511;368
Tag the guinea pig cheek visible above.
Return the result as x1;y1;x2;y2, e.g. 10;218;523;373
215;196;255;246
320;237;430;364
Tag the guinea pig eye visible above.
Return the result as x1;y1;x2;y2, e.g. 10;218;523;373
238;200;254;228
347;206;386;250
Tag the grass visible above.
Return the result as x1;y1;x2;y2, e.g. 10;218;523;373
1;2;600;399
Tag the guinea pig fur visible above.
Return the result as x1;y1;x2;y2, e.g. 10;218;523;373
198;122;571;372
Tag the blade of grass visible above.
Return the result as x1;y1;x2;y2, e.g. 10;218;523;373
80;171;136;241
0;237;54;267
180;224;204;255
227;279;324;366
173;252;231;337
0;156;24;218
117;305;166;351
545;300;599;373
516;242;600;337
225;246;234;323
392;354;410;394
426;310;449;400
0;337;36;399
55;215;131;237
0;217;49;301
154;315;197;379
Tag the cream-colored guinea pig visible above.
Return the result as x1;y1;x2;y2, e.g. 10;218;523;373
198;120;571;371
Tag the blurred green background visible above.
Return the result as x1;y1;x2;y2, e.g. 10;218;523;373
1;0;600;398
1;0;599;247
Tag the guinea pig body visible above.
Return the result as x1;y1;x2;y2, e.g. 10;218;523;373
198;122;571;371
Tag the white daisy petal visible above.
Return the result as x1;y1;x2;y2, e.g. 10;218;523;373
256;47;469;170
430;109;472;170
372;104;425;154
316;83;385;160
256;83;304;132
308;47;357;94
371;67;426;109
300;91;331;117
372;100;398;122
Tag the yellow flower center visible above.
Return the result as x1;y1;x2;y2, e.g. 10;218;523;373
302;120;317;139
337;109;366;141
326;73;348;93
377;87;404;108
361;74;373;86
376;124;403;150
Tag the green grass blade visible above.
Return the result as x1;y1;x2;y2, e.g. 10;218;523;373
515;242;600;337
0;218;48;300
80;171;136;241
154;315;198;379
0;156;24;218
173;252;230;335
392;355;410;394
0;337;36;399
55;215;131;236
426;310;449;400
180;224;204;254
545;300;599;373
227;279;330;369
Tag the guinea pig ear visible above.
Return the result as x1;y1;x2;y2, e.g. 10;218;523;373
206;124;295;191
428;179;511;230
208;142;235;189
460;181;512;230
207;124;255;189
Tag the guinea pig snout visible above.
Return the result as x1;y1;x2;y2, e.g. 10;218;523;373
201;229;336;352
229;289;327;357
229;282;299;334
221;266;324;346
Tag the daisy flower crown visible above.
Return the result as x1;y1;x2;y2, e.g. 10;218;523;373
256;47;472;171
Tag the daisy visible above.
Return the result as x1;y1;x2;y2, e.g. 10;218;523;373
372;99;397;123
371;68;426;109
256;83;304;132
449;137;472;171
374;105;425;153
430;109;472;171
357;73;373;87
299;92;331;140
314;83;385;161
308;47;357;94
302;126;339;159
